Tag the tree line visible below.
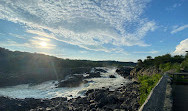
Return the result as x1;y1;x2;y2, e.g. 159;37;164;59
137;52;188;72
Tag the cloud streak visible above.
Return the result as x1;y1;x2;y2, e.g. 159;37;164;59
133;50;158;54
171;24;188;34
0;0;155;52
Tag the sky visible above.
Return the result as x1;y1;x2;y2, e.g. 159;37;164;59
0;0;188;62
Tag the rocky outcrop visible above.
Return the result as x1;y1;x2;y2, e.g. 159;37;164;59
94;68;107;73
0;97;53;111
130;66;161;79
116;67;134;78
0;82;140;111
57;68;105;87
109;75;116;78
84;72;101;79
57;75;84;87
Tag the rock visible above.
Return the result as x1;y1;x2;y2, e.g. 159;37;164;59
57;75;84;87
116;67;133;78
95;92;106;102
94;68;107;73
130;66;160;79
109;94;119;103
46;107;52;111
90;103;96;109
83;80;88;84
109;75;116;78
84;72;101;79
90;100;95;103
0;79;140;111
90;108;97;111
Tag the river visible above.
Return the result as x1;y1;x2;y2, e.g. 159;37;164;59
0;67;130;99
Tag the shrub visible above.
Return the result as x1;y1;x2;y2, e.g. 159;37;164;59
181;59;188;71
159;62;181;72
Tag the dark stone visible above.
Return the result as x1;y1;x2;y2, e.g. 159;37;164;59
57;75;84;87
109;75;116;78
94;68;107;73
116;67;133;78
84;72;101;79
0;78;140;111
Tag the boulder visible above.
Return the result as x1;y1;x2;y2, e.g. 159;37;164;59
84;72;101;79
94;68;107;73
57;75;84;87
109;75;116;78
116;67;134;78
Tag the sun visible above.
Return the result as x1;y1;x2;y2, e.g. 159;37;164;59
39;42;47;47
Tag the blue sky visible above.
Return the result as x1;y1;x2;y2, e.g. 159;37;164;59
0;0;188;62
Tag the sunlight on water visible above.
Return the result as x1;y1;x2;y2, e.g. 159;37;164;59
0;67;130;99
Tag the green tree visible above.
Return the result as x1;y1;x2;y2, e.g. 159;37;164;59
137;59;143;67
147;56;152;60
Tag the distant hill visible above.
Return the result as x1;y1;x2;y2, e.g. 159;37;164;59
0;47;136;87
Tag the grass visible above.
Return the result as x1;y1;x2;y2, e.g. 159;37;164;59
138;74;162;105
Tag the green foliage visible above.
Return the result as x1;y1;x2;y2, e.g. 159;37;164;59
136;52;188;105
137;53;186;72
159;62;171;72
172;63;181;72
181;58;188;71
159;62;181;72
138;74;162;105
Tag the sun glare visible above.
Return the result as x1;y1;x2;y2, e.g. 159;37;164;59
40;42;47;47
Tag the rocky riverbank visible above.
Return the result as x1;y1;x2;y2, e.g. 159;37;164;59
0;82;140;111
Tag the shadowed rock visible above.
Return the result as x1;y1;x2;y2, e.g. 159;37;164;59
84;72;101;79
116;67;134;78
109;75;116;78
57;75;84;87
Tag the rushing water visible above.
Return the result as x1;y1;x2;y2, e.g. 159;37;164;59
0;67;130;99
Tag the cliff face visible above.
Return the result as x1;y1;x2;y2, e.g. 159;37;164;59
130;66;161;79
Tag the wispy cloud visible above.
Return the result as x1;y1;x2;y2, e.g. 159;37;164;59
26;30;56;39
8;33;26;39
173;3;182;8
133;50;158;54
173;38;188;55
0;0;155;52
171;24;188;34
0;39;31;47
166;3;182;11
